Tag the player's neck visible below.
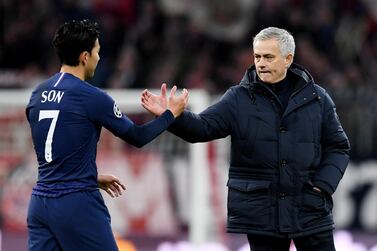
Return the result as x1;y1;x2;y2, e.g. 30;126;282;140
60;65;85;81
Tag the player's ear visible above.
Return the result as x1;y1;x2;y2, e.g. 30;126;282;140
79;51;89;65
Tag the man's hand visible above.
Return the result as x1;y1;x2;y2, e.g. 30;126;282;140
141;83;189;118
313;186;322;193
167;85;189;117
98;174;126;198
141;83;168;116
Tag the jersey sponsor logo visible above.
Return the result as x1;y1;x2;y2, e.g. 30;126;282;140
113;103;122;118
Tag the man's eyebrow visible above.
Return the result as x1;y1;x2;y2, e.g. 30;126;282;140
254;53;274;57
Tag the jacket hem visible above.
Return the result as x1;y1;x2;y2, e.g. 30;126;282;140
226;224;334;238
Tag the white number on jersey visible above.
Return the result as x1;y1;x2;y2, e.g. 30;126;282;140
38;110;60;163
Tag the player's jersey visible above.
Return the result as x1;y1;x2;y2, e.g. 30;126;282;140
26;72;133;197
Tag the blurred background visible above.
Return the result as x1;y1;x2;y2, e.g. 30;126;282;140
1;0;377;250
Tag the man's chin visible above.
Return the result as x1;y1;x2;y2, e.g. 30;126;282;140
260;77;273;84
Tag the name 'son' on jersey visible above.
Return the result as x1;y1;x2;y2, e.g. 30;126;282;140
41;90;65;104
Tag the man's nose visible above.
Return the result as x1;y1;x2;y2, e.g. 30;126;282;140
258;62;266;69
257;58;266;67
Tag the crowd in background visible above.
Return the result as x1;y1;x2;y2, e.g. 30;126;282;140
1;0;377;160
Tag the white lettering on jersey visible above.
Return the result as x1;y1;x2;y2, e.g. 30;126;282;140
41;90;65;104
113;103;122;118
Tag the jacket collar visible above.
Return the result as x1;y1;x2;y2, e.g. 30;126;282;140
240;62;315;88
240;63;320;116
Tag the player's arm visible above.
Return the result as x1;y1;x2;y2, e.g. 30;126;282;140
98;174;126;198
119;85;188;147
89;86;188;148
119;109;174;147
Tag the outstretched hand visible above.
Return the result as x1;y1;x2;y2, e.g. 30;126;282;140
167;85;189;117
141;83;168;116
98;174;126;198
141;83;189;118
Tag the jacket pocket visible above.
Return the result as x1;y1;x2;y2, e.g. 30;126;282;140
302;186;326;210
298;184;332;229
227;179;273;229
227;179;270;192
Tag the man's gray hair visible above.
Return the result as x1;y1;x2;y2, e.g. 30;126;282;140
253;27;295;57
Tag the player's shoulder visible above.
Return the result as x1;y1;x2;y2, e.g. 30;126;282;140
74;82;115;111
28;75;60;103
80;82;111;101
33;74;60;91
75;79;101;93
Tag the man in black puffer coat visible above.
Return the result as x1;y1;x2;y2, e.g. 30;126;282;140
141;27;350;251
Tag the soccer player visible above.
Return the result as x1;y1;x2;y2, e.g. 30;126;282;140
26;19;188;251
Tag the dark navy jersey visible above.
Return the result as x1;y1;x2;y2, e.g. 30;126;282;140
26;72;136;197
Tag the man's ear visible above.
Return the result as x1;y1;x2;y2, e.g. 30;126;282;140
285;53;293;68
79;51;89;65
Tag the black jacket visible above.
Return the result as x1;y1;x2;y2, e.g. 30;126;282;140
169;63;350;237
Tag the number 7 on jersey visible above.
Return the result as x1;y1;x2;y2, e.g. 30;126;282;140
39;110;60;163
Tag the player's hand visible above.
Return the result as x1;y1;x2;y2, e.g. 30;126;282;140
141;83;167;116
167;85;189;118
98;174;126;198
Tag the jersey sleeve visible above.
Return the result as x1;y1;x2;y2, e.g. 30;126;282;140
85;88;175;147
86;88;133;137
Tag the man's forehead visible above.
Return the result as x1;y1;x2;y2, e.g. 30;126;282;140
253;39;280;54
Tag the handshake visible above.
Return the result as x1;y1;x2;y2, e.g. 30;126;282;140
141;83;189;118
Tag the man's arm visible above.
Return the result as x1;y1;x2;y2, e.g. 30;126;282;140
312;92;351;195
142;85;235;143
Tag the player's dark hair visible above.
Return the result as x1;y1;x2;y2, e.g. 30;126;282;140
52;19;100;66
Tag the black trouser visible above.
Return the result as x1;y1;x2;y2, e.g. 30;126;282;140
247;230;336;251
